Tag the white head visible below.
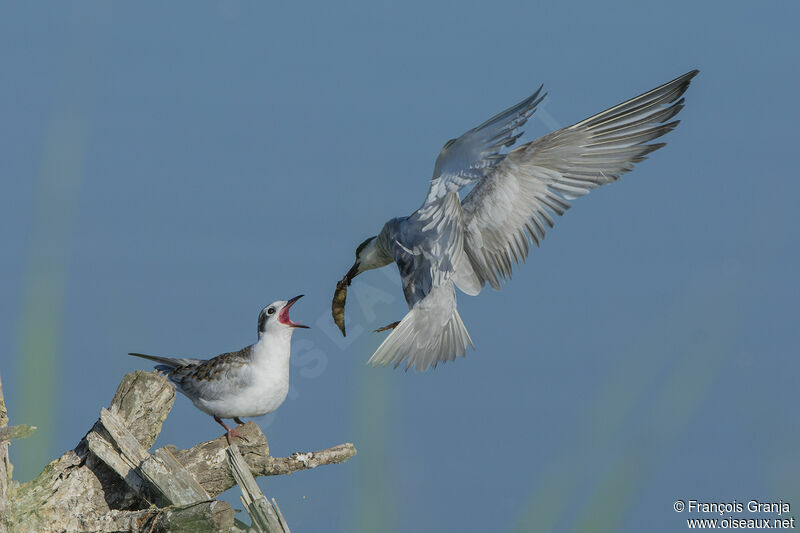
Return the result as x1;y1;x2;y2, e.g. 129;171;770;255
257;295;309;339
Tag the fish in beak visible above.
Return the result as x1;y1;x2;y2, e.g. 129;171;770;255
332;263;358;336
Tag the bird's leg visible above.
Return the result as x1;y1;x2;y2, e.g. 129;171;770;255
233;417;245;426
374;321;401;333
214;415;247;445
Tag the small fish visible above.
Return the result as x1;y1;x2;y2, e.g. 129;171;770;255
332;278;349;336
332;258;360;336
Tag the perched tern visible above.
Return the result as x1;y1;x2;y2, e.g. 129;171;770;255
333;70;698;371
130;295;309;443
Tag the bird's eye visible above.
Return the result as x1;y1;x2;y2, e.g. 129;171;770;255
267;307;275;315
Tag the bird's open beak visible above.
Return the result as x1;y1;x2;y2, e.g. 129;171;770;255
279;294;309;328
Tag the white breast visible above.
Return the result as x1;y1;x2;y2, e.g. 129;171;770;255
190;334;292;419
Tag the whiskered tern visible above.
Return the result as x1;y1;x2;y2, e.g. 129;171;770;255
333;70;699;371
130;295;308;443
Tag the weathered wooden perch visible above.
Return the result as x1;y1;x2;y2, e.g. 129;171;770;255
0;370;356;532
227;444;290;533
0;425;36;445
2;372;15;533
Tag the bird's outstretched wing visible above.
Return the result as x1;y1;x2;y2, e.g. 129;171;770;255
424;86;547;204
461;70;698;289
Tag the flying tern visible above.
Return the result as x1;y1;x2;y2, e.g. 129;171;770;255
130;295;309;443
332;70;698;371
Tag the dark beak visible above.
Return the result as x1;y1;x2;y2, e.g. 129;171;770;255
344;262;359;286
280;294;309;328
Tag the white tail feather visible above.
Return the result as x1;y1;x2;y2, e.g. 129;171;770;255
368;306;473;372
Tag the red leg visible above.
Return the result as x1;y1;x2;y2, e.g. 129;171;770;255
374;321;401;333
214;415;245;445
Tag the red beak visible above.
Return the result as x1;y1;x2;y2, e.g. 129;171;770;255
278;294;309;328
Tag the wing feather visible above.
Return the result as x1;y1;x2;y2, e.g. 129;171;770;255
461;70;698;289
424;86;547;204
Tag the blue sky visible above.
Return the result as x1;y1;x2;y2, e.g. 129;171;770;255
2;1;799;531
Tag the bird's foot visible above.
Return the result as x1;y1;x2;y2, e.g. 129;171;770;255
215;415;251;445
374;321;401;333
231;418;251;442
225;425;251;445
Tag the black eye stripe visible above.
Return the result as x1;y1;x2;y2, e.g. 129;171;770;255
355;236;374;257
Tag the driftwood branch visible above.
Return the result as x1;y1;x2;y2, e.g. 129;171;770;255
172;424;357;498
74;501;236;533
2;370;356;532
0;425;36;444
227;444;289;533
1;373;10;533
87;407;211;507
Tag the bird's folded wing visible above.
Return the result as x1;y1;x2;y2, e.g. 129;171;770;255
424;86;547;204
368;281;473;371
176;347;253;400
461;69;698;290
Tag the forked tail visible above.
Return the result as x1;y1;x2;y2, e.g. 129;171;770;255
368;293;473;372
